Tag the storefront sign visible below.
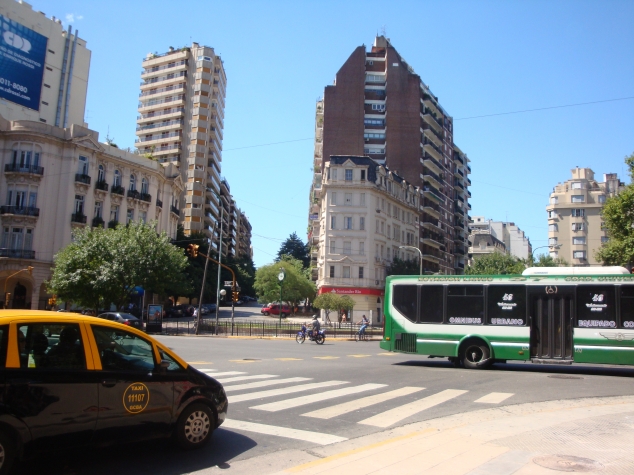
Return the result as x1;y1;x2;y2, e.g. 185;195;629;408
318;286;384;297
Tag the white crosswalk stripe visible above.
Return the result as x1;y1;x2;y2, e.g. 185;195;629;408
200;370;246;377
215;374;278;384
229;381;348;403
358;389;468;428
474;392;514;404
302;386;425;419
224;377;312;392
250;383;388;412
223;419;346;445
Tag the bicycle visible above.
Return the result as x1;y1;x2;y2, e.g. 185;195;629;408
354;328;369;342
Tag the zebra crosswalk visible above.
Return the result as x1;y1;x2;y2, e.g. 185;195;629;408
195;366;515;446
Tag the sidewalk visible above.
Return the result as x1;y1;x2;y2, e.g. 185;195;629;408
260;395;634;475
163;313;634;474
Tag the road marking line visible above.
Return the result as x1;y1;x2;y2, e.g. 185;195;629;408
377;353;397;356
229;359;261;363
196;368;217;373
474;392;514;404
224;377;312;392
222;419;346;445
275;358;303;361
286;429;437;472
347;354;372;358
358;389;468;428
313;356;339;359
302;387;425;419
200;371;246;377
251;383;387;412
229;381;348;403
215;374;278;384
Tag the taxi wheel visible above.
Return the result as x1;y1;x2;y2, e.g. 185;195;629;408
0;431;15;475
175;403;214;450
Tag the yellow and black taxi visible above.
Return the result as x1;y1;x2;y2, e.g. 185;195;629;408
0;311;227;474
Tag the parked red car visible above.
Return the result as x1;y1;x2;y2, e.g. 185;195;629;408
261;304;291;317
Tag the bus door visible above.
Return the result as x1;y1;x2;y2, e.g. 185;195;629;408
529;286;575;360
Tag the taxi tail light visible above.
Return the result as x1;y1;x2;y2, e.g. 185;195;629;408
123;320;131;326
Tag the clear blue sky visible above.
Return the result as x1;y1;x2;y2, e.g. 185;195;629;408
39;0;634;267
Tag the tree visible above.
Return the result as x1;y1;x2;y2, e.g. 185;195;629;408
531;254;569;267
466;252;525;275
312;293;355;323
386;257;420;276
254;256;315;314
48;222;188;314
277;232;310;268
596;152;634;268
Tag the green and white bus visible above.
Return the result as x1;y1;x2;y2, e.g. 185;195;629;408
380;267;634;369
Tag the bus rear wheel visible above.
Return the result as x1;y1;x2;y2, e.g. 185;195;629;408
462;342;491;369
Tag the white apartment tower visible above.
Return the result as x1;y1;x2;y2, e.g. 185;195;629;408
136;43;227;248
547;168;624;266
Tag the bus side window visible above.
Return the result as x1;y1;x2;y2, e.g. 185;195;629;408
487;285;526;326
576;286;616;328
393;285;417;323
619;286;634;328
447;285;484;324
419;285;443;323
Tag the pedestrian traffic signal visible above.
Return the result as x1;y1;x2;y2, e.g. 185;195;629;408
232;291;239;302
186;244;199;257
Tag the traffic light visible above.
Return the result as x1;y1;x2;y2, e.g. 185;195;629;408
186;244;199;257
232;291;239;302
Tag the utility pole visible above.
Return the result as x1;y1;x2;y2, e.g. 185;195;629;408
214;203;224;335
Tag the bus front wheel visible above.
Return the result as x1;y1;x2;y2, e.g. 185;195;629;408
461;341;491;369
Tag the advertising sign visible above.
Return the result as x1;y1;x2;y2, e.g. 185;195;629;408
146;304;163;333
0;15;48;110
319;286;384;297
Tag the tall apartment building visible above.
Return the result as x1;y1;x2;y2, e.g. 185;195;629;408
308;36;470;279
135;43;229;255
313;156;420;324
0;0;90;127
237;211;253;259
547;167;624;266
469;216;532;260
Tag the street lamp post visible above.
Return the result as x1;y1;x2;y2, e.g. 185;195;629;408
214;202;224;335
278;269;285;325
530;244;561;264
398;245;423;275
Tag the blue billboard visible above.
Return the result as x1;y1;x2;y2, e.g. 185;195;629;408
0;14;47;111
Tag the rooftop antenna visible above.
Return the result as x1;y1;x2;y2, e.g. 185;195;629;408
380;25;386;36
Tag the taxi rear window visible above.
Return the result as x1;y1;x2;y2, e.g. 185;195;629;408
18;323;86;370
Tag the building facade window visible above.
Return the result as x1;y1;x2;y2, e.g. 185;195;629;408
330;216;336;230
598;195;606;204
113;170;121;187
110;205;119;223
571;209;585;217
573;251;586;259
345;169;353;181
140;211;147;223
129;174;136;191
78;155;89;175
361;170;366;181
359;267;364;279
97;164;105;183
571;182;582;189
11;144;41;169
550;196;558;204
2;227;33;251
572;237;586;245
127;209;134;224
572;222;585;231
141;178;149;194
571;195;585;203
330;240;336;254
548;210;557;219
331;192;337;205
360;193;366;206
74;195;84;214
329;266;335;278
345;193;352;204
601;236;609;243
548;237;558;246
343;241;351;255
360;217;365;230
343;266;351;278
359;242;365;255
344;217;352;229
94;201;102;218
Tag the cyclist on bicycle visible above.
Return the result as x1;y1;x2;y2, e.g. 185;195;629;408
310;315;321;340
357;315;369;336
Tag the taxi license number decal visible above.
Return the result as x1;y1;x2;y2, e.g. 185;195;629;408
123;382;150;414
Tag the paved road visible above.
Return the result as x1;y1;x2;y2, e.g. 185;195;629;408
14;336;634;474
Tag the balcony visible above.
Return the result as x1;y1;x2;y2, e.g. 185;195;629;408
152;144;182;155
454;154;464;165
141;60;187;78
75;173;91;185
454;180;464;191
139;83;185;97
71;212;87;224
455;206;465;216
0;206;39;217
111;185;125;196
136;119;183;132
137;107;185;122
422;252;442;263
156;199;163;208
421;199;441;218
421;169;442;189
422;154;442;174
422;185;443;203
95;180;108;192
421;231;443;249
139;192;152;203
135;131;182;143
5;163;44;175
127;189;140;200
0;248;35;259
364;89;386;101
170;205;180;217
422;216;443;234
92;216;104;227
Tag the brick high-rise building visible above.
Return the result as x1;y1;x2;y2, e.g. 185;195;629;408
135;43;228;255
309;36;471;276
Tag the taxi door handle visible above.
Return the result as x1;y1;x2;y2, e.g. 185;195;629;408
101;379;116;388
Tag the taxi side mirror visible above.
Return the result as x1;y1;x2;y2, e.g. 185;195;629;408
158;360;170;371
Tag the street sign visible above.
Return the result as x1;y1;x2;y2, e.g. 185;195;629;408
224;281;240;290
